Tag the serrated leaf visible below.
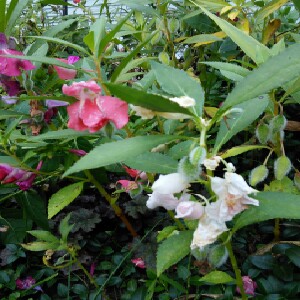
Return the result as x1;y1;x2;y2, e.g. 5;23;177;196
104;83;195;116
63;135;180;177
256;0;289;22
48;182;84;219
157;226;177;242
199;5;271;64
125;152;178;174
168;140;195;160
220;145;270;159
199;270;235;284
21;241;59;251
150;61;205;116
28;129;95;141
59;214;74;242
191;0;230;11
233;192;300;232
214;95;269;153
223;43;300;108
27;230;59;243
157;230;193;276
202;61;251;81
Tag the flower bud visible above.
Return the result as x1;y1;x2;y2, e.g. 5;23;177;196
249;165;269;186
168;18;180;33
270;115;287;133
274;156;291;180
256;123;270;144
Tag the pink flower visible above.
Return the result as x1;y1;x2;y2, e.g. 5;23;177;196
16;276;36;290
69;149;87;156
89;262;96;276
123;166;141;178
63;81;128;133
0;48;35;76
0;164;14;180
73;0;80;3
131;258;146;269
175;201;204;220
53;56;80;80
1;79;20;96
117;180;138;192
236;276;257;296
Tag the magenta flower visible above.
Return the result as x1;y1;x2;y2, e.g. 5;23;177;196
236;276;257;296
69;149;87;156
0;48;35;76
16;161;42;191
16;276;36;290
131;258;146;269
53;56;80;80
1;79;21;96
63;81;128;133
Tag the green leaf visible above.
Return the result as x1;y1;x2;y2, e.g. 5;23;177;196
202;61;251;81
168;140;195;160
110;33;157;82
223;43;300;108
214;95;269;153
199;271;235;284
28;129;96;141
27;230;59;243
157;226;177;242
91;17;107;58
0;0;6;33
157;230;193;276
182;34;223;44
124;152;178;174
191;0;230;11
285;245;300;267
220;145;270;159
48;182;84;219
27;36;90;55
233;192;300;232
5;0;30;36
256;0;289;22
0;109;27;119
41;0;76;6
59;214;74;242
21;241;59;251
294;0;300;11
63;135;180;177
150;61;205;116
104;83;195;116
199;6;271;64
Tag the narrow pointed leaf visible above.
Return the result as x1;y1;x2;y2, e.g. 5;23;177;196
63;135;180;177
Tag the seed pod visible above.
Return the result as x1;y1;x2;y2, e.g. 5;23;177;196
150;31;162;45
178;156;200;181
249;165;269;186
189;146;206;166
158;52;170;65
256;123;270;144
270;115;287;133
274;156;291;180
168;18;180;33
208;244;228;268
294;172;300;190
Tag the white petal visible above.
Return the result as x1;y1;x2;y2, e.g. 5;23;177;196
175;201;204;219
152;173;189;194
146;192;180;210
210;176;227;198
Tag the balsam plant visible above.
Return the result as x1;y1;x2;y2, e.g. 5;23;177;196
1;0;300;299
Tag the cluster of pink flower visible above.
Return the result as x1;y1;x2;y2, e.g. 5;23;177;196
0;162;42;191
16;276;42;292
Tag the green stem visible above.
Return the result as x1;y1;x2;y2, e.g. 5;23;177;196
84;170;138;237
225;238;248;300
76;260;100;289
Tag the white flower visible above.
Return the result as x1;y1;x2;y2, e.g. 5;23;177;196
175;201;204;219
203;156;222;170
209;172;259;222
191;215;228;250
169;96;196;107
152;173;190;194
147;192;190;210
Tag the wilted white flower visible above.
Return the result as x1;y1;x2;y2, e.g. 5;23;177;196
152;173;190;194
131;105;155;119
203;156;222;170
191;215;228;250
169;96;196;107
225;162;236;172
147;193;190;210
208;172;259;222
175;201;204;219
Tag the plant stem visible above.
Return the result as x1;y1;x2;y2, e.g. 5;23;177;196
84;170;138;237
225;238;248;300
76;260;100;289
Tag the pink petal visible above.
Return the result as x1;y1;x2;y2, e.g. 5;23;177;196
69;149;87;156
97;96;128;129
54;65;77;80
62;81;101;100
67;102;88;131
0;164;13;180
123;166;140;178
79;98;104;127
68;56;80;64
